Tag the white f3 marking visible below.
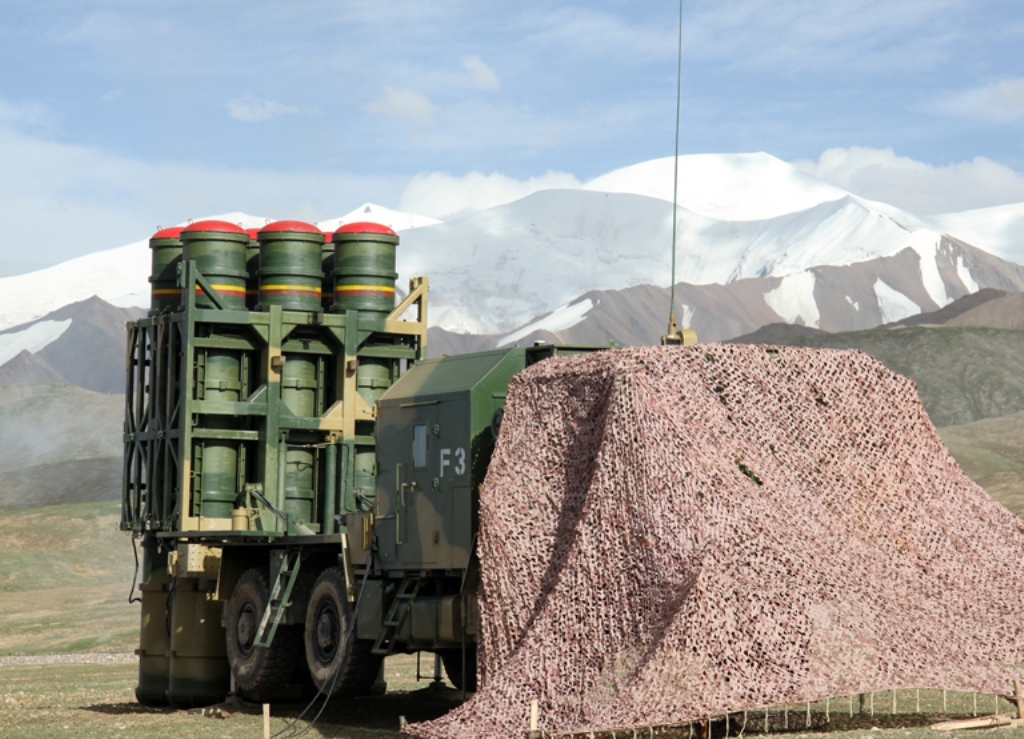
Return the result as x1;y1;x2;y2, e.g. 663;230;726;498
440;447;467;477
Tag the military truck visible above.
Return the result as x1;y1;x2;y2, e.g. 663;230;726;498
121;218;601;705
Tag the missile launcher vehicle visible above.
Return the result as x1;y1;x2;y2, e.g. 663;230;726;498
121;218;602;706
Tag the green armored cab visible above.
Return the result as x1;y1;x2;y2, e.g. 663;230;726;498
122;216;602;706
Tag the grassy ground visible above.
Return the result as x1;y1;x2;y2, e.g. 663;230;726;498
0;501;137;656
0;655;463;739
938;410;1024;518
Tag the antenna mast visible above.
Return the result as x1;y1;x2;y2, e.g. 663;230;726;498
662;0;697;346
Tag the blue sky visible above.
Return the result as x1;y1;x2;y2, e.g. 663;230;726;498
1;0;1023;270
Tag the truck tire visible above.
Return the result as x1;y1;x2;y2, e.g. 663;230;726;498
304;567;382;696
439;647;477;692
225;568;302;692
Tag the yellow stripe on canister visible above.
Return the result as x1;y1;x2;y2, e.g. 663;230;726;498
260;284;322;297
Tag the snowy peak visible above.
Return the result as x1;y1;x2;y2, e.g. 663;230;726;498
0;206;441;333
316;203;442;234
583;152;852;221
927;202;1024;263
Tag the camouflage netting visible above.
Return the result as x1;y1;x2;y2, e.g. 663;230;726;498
406;345;1024;739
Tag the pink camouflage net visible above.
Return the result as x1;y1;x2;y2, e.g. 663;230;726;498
406;344;1024;739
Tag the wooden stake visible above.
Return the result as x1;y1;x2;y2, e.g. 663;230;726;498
528;699;540;739
931;715;1020;732
262;703;271;739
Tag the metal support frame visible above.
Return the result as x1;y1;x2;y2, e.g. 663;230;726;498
122;262;429;540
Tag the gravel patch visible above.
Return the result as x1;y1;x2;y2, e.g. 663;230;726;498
0;652;134;667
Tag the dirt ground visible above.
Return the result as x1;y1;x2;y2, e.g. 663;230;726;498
0;653;464;738
6;659;1024;739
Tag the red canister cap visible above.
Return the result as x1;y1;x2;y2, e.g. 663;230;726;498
334;222;397;236
259;220;322;235
181;220;246;235
150;226;184;240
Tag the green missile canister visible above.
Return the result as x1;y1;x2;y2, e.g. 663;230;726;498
180;220;249;310
166;578;229;707
332;222;399;318
134;534;170;706
353;358;391;506
258;220;325;312
195;350;242;519
281;356;318;524
245;228;260;310
149;226;184;315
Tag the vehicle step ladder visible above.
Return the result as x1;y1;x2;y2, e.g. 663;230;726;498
255;550;302;649
372;573;423;656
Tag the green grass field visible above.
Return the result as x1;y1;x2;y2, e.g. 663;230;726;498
937;410;1024;517
0;501;137;656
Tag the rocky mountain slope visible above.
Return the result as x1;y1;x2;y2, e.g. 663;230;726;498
0;384;123;511
0;298;144;393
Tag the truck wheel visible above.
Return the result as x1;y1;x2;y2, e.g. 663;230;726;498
225;568;301;692
304;567;382;695
439;647;477;692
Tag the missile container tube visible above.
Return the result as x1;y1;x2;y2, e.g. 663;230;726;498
122;217;601;707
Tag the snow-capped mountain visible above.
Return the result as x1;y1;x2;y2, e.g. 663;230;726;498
1;153;1024;372
318;202;443;233
582;152;853;221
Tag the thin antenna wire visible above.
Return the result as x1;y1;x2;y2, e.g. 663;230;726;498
667;0;684;336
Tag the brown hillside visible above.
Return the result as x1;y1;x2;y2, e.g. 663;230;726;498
947;291;1024;330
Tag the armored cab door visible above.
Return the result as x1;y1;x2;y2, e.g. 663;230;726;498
376;394;471;569
395;414;442;566
397;403;469;569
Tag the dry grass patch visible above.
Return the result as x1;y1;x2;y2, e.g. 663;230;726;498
0;655;462;739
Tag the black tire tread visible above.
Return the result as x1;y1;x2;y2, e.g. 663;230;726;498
227;568;302;693
305;567;383;696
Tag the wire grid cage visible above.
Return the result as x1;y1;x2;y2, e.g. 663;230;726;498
531;688;1020;739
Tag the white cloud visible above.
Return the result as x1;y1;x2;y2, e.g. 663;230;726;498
399;170;581;220
363;86;437;127
939;77;1024;124
0;98;53;131
793;147;1024;215
226;96;300;122
461;56;500;91
0;115;403;265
